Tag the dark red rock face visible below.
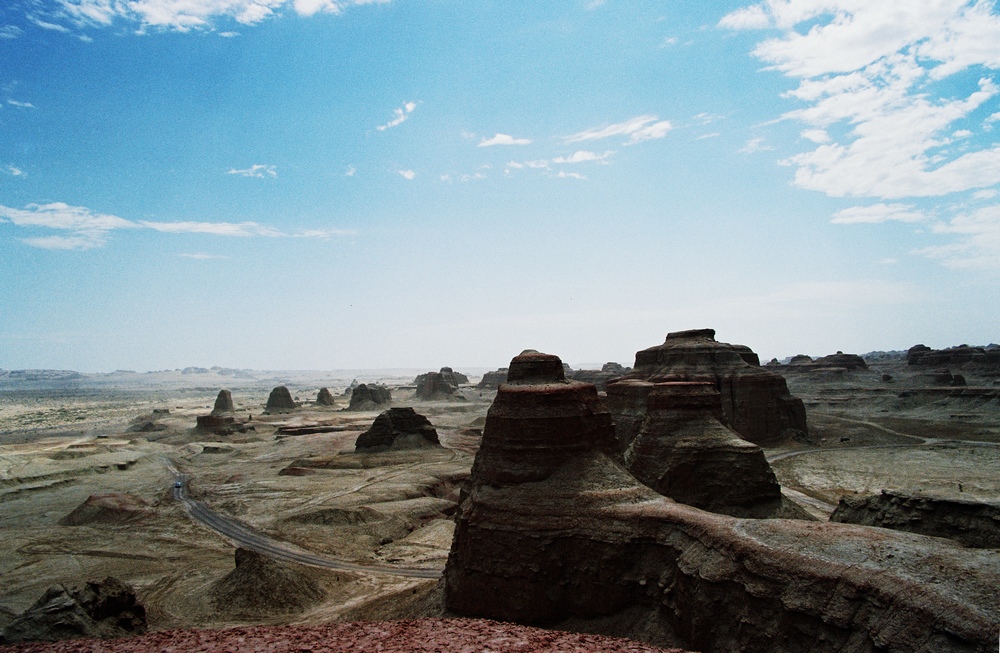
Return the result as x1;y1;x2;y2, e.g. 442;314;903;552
444;349;999;653
617;329;807;445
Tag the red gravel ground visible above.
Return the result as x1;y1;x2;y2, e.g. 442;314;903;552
1;618;691;653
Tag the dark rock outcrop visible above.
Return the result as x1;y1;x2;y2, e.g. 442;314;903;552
907;344;1000;369
440;367;469;384
355;407;441;452
831;490;1000;549
415;371;460;400
316;387;337;406
265;386;298;413
619;381;802;518
0;578;146;644
195;414;239;435
476;368;508;389
779;352;869;373
210;548;325;616
346;384;392;411
444;349;1000;653
59;493;152;526
611;329;807;445
211;389;235;416
570;362;630;391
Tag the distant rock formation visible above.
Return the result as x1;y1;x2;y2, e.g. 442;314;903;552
315;387;337;406
441;367;469;384
59;493;153;526
210;548;325;617
0;577;147;644
343;379;359;396
443;349;1000;653
195;414;239;435
771;352;869;374
355;407;441;452
570;362;630;391
619;381;803;518
415;372;459;400
610;329;807;445
832;490;1000;549
476;368;508;389
265;386;298;413
211;389;235;416
907;343;1000;369
346;384;392;411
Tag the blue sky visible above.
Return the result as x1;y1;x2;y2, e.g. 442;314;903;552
1;0;999;371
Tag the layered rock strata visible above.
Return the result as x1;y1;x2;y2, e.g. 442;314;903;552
611;329;807;445
570;362;630;391
619;381;800;518
444;350;1000;653
476;368;508;389
265;386;298;413
355;407;441;452
211;389;235;416
347;384;392;411
415;372;459;400
831;490;1000;549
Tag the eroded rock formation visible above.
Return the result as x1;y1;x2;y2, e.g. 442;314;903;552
907;344;1000;369
265;386;298;413
59;493;153;526
0;577;147;644
211;389;235;416
444;349;1000;653
476;368;508;389
619;381;803;518
570;362;630;391
316;387;337;406
355;407;441;452
611;329;807;445
415;372;460;400
210;548;325;617
346;384;392;411
831;490;1000;549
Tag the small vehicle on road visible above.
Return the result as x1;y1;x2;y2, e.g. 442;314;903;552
174;481;182;488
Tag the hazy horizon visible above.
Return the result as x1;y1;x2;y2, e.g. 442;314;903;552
2;1;999;372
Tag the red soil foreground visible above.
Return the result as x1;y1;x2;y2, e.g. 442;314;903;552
0;618;690;653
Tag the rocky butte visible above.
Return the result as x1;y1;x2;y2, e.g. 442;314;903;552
608;329;807;446
315;387;337;407
346;383;392;411
264;386;297;413
444;349;999;652
354;407;442;452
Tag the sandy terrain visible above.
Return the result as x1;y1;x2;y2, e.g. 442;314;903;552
1;359;998;640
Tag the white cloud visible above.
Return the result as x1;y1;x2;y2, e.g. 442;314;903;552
722;2;1000;199
37;0;388;32
6;100;35;109
830;203;927;225
553;171;586;180
551;150;614;164
398;169;415;180
227;164;277;178
0;25;23;39
659;37;678;47
974;188;998;200
344;165;356;177
479;133;533;147
586;0;606;9
376;101;417;131
916;204;1000;268
5;165;24;177
565;115;673;145
739;137;773;154
218;30;239;37
801;129;830;143
29;15;72;32
0;201;351;250
695;132;720;140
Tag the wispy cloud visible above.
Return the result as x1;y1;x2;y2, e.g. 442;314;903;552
916;204;1000;269
0;201;353;250
398;169;415;180
551;150;613;164
31;0;389;33
554;171;586;180
5;165;25;177
831;203;927;225
739;137;773;154
0;25;22;39
227;164;277;178
345;165;356;177
180;253;230;259
695;132;720;141
6;99;35;109
564;115;672;145
376;101;416;131
478;133;533;147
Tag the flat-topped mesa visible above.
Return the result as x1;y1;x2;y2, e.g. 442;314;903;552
476;368;509;389
415;371;459;400
622;382;798;518
346;383;392;411
615;328;807;445
211;389;235;416
468;350;617;487
444;350;1000;652
315;387;337;406
265;386;297;413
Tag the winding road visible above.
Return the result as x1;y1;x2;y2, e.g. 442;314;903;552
164;459;443;579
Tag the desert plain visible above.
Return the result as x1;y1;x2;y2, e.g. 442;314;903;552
0;341;998;649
